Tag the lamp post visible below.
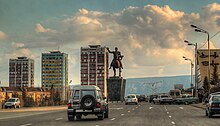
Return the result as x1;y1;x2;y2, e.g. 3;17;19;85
183;56;194;96
190;24;210;94
184;40;198;97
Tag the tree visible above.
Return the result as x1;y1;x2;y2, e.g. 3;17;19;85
210;64;219;86
22;90;27;106
53;90;61;105
203;76;209;95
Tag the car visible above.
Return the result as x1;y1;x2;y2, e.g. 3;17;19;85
153;94;173;104
4;98;21;109
125;94;138;105
205;94;220;118
149;94;158;103
67;85;108;121
145;95;149;102
139;95;146;102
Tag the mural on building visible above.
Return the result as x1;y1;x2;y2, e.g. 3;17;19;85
197;49;220;92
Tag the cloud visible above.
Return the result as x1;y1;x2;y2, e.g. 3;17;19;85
35;24;56;33
7;3;220;81
0;31;6;40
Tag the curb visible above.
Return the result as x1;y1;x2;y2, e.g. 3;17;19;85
190;104;206;110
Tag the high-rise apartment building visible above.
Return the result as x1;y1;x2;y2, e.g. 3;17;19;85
81;45;109;97
9;57;34;87
41;51;68;101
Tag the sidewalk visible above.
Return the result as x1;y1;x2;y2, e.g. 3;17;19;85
190;103;206;110
0;105;67;113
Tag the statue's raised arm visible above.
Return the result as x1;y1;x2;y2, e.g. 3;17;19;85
107;47;123;77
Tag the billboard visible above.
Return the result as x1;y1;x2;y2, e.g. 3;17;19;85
197;49;220;88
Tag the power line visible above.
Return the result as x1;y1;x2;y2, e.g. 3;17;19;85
199;30;220;49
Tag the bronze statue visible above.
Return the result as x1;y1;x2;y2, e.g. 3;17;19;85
107;47;124;77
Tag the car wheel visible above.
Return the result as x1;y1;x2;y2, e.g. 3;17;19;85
68;113;75;121
104;107;109;118
135;102;138;105
68;116;75;121
205;110;208;116
76;114;82;120
80;95;96;110
208;111;213;118
98;112;104;120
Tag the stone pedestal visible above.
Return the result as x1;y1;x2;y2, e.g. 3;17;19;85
107;76;126;101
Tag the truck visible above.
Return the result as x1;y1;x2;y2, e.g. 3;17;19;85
174;94;199;105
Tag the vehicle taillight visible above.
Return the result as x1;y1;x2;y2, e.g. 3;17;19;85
96;102;101;108
68;103;71;108
211;103;219;107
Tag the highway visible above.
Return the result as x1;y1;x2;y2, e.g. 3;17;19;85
0;102;220;126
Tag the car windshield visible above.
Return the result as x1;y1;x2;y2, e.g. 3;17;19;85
7;99;15;102
212;96;220;101
82;90;95;97
127;95;135;98
161;95;168;98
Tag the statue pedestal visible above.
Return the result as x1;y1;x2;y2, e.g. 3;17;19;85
107;76;126;102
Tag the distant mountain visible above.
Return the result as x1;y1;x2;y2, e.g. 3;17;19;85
125;75;192;96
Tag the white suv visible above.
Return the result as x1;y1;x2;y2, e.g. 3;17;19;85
4;98;21;109
67;85;109;121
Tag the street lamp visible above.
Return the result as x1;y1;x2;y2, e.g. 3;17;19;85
184;40;198;97
183;56;194;96
190;24;210;93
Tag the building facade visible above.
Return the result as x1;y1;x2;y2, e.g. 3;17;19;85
41;51;68;101
81;45;109;97
9;57;34;87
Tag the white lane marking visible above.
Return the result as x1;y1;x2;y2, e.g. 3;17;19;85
128;111;130;113
167;112;169;114
138;105;140;106
171;121;175;125
55;118;63;121
95;125;99;126
149;107;153;110
164;106;168;111
179;107;184;110
136;107;138;108
20;124;32;126
0;111;54;120
169;115;172;118
109;107;123;110
111;118;116;121
121;114;125;116
132;108;135;111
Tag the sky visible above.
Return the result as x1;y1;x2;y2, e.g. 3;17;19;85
1;0;220;87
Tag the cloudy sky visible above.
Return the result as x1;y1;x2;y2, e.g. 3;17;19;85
1;0;220;86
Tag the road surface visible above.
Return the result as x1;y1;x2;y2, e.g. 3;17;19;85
0;102;219;126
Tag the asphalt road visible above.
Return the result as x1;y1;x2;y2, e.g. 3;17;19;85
0;102;220;126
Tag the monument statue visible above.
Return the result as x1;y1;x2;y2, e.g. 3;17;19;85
107;47;124;77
